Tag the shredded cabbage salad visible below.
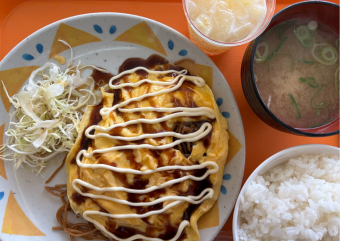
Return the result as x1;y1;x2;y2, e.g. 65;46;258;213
0;41;107;174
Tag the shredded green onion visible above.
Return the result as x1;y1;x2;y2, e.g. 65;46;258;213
308;108;332;128
294;25;312;48
297;60;313;65
303;60;313;65
255;42;269;63
269;54;295;72
316;101;324;116
261;28;274;40
266;36;288;61
311;84;330;109
312;43;339;65
321;46;336;61
288;93;301;119
299;77;319;88
296;25;309;38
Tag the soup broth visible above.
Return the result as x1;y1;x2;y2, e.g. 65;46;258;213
254;19;339;129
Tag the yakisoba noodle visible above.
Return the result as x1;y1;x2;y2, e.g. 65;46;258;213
61;58;229;241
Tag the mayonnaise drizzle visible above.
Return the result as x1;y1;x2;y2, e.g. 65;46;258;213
73;66;219;241
73;186;214;206
73;161;218;193
83;218;189;241
86;107;215;138
87;122;209;141
81;123;211;158
109;67;187;87
100;67;206;116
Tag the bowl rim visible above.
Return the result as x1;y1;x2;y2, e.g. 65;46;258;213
250;0;340;137
232;143;340;240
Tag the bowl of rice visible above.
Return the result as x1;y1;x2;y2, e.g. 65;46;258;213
233;144;340;241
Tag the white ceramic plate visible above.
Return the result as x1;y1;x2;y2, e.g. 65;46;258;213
0;13;245;241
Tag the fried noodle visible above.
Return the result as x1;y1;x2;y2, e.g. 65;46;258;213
45;121;209;240
45;185;112;241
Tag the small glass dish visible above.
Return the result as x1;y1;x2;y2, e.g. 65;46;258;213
182;0;276;56
241;1;340;137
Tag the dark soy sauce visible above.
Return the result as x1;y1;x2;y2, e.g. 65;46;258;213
91;69;113;89
70;104;102;165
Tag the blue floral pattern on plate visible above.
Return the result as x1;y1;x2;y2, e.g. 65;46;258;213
22;43;44;60
168;40;174;50
221;174;231;195
36;44;43;54
94;24;103;34
110;25;117;34
22;54;34;61
222;112;230;118
179;49;188;56
216;98;223;107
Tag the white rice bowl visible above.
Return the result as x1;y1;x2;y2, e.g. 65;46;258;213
238;153;340;241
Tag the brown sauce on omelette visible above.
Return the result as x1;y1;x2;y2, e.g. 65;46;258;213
71;55;217;241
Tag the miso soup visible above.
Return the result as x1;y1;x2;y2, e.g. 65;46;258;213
254;19;339;129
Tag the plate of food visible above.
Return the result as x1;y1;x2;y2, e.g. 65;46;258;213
0;13;245;241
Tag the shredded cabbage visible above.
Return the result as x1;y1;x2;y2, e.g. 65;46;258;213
0;44;105;175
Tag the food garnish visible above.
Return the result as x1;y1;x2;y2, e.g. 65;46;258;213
255;19;339;128
298;77;319;88
311;43;338;66
0;41;106;174
288;93;301;119
294;25;313;48
254;41;269;63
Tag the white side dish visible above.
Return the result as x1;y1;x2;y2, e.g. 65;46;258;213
233;144;340;241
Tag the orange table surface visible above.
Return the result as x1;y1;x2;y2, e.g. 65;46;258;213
0;0;339;240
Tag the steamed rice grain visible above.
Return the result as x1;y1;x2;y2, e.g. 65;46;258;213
238;153;340;241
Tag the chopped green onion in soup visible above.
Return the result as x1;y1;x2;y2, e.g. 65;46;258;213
254;20;339;129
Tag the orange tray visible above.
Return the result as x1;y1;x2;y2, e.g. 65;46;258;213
0;0;338;240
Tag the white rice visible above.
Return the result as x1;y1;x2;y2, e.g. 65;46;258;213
238;153;340;241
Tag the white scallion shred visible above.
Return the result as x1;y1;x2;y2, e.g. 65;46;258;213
0;45;103;175
308;21;318;31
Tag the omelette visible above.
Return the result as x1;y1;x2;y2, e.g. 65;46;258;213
65;56;229;241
